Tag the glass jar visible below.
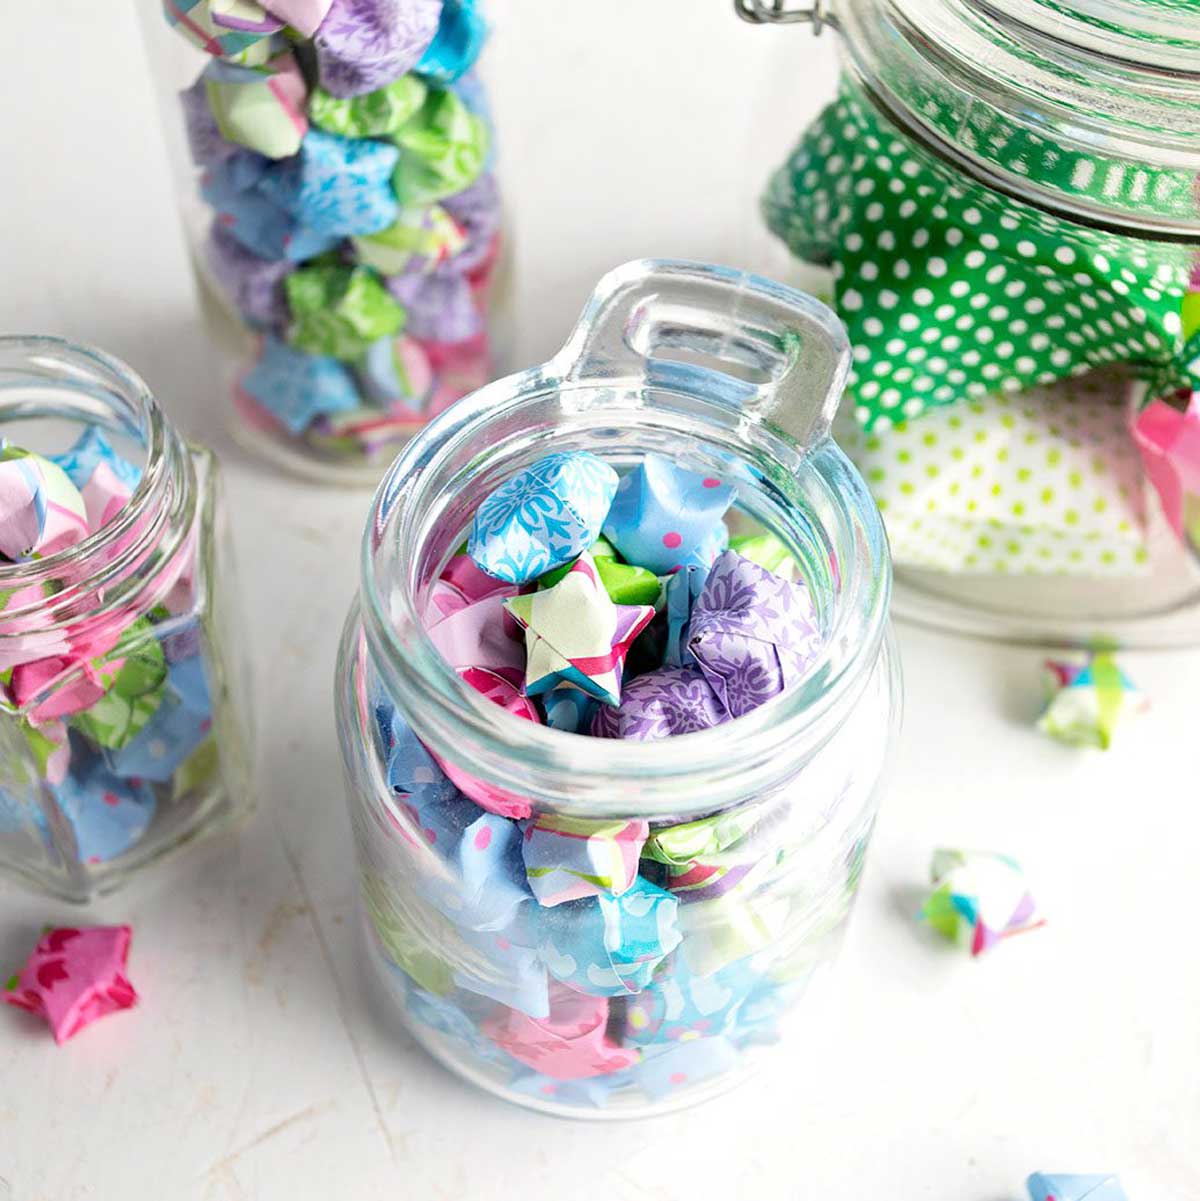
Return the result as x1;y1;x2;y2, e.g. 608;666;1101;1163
748;0;1200;645
0;338;252;902
335;259;900;1117
138;0;504;486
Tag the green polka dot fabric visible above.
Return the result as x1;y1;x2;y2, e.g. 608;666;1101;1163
834;370;1150;575
763;81;1194;435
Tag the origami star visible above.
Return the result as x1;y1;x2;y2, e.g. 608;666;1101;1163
51;428;142;532
686;550;822;718
920;848;1044;957
602;453;737;575
0;444;89;562
520;813;649;907
257;128;400;237
539;876;681;996
50;750;157;864
481;985;638;1081
1038;652;1146;751
104;656;213;783
1027;1173;1127;1201
238;336;362;434
539;538;662;606
4;926;137;1044
203;54;309;159
1132;392;1200;558
504;553;654;707
468;451;619;584
589;664;726;741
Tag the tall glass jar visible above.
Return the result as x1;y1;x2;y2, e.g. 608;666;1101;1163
748;0;1200;645
138;0;504;486
335;260;900;1116
0;338;252;902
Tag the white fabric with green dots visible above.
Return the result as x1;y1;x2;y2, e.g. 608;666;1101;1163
835;371;1149;575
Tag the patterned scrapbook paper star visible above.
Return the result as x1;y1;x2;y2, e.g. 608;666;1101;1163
504;553;653;706
4;926;137;1044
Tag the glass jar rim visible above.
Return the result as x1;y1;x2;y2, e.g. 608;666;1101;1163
357;261;894;818
0;336;195;640
836;0;1200;234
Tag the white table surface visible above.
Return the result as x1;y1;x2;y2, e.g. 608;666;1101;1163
1;4;1198;1199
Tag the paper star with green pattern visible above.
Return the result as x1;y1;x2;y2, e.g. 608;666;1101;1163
504;552;655;706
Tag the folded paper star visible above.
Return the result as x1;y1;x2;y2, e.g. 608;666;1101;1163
687;550;822;718
602;454;736;575
309;73;428;141
483;987;638;1081
589;664;726;741
539;876;681;997
258;129;400;237
51;428;142;532
920;848;1044;957
1038;652;1146;750
539;538;662;606
104;656;213;783
662;563;707;668
313;0;442;99
353;204;465;275
203;54;308;159
425;592;525;676
1132;392;1200;558
238;336;362;434
642;801;775;902
436;667;540;818
521;814;649;907
162;0;277;62
0;445;89;562
391;87;489;207
4;926;137;1044
468;451;618;584
201;152;338;261
285;264;407;360
402;979;517;1069
415;0;488;84
50;750;157;864
1027;1173;1127;1201
358;334;433;409
623;953;760;1048
504;553;654;706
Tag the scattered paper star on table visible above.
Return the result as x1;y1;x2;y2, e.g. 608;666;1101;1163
1038;651;1147;750
504;552;654;706
920;849;1044;957
4;925;137;1045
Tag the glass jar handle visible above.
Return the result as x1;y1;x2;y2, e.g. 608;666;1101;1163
733;0;836;34
553;259;851;450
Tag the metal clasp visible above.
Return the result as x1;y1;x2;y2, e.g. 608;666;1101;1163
733;0;834;35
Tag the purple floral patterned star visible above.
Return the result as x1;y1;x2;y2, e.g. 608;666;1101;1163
589;665;726;741
686;550;822;718
314;0;443;98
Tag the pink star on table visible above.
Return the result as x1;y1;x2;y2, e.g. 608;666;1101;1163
4;926;137;1044
503;553;654;706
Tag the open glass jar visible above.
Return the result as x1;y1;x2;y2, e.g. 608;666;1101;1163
336;260;900;1117
749;0;1200;645
0;338;252;902
138;0;504;486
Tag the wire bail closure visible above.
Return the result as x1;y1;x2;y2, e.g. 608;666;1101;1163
733;0;834;34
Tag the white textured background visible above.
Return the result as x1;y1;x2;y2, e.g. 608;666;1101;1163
0;4;1196;1199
